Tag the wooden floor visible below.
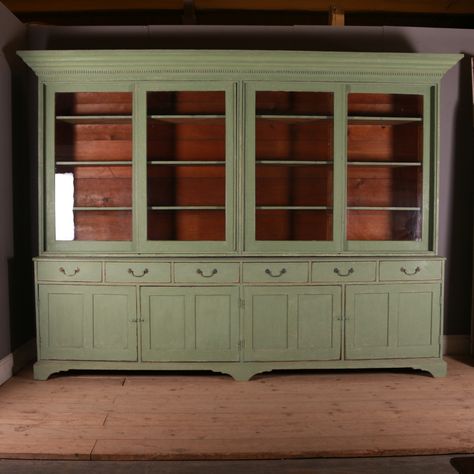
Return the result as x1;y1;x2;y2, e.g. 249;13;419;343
1;357;474;460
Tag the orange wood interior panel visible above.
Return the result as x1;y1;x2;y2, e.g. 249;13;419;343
256;210;333;241
148;210;225;240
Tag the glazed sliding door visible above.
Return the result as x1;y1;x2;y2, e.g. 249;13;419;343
244;82;343;253
137;82;236;253
345;85;433;252
45;83;135;252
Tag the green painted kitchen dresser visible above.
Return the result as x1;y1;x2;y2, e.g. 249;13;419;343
18;50;462;380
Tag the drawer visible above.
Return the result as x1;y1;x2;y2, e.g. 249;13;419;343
312;261;376;282
174;262;240;283
379;260;442;281
37;260;102;282
105;262;171;283
243;262;308;283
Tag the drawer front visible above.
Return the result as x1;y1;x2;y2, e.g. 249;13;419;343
379;260;442;281
105;262;171;283
174;262;240;283
312;261;376;282
243;262;308;283
37;261;102;282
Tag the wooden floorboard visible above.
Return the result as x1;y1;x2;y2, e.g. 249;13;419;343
1;357;474;460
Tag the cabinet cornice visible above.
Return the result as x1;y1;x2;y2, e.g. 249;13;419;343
18;50;462;83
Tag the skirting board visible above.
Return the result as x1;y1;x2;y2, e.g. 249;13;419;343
443;334;470;355
12;338;37;374
0;338;36;386
0;353;13;386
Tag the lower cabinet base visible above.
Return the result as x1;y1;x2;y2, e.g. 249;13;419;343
33;357;447;381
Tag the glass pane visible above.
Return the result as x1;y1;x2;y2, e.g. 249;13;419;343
147;119;225;162
148;165;225;207
256;119;333;162
348;93;423;117
56;92;132;115
347;92;423;242
148;210;225;241
347;122;422;163
54;92;133;242
147;91;226;241
348;166;422;208
256;91;333;115
347;210;421;241
255;91;334;242
256;165;332;207
256;210;333;241
71;210;132;241
148;91;225;115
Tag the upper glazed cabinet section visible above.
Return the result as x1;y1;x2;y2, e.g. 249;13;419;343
345;86;430;253
45;82;236;254
19;50;462;255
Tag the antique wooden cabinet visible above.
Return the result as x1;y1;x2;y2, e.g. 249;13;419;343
19;50;461;380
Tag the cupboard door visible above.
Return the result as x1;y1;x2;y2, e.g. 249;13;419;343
138;83;237;254
244;83;343;253
243;286;341;361
345;85;433;252
345;284;441;359
38;285;138;361
46;84;135;253
141;286;240;361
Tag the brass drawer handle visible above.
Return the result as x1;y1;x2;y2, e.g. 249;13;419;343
59;267;80;277
400;266;421;276
197;268;218;278
128;268;149;278
265;268;287;278
334;267;354;277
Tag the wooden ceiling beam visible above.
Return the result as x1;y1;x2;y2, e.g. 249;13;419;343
195;0;474;14
1;0;183;13
4;0;474;16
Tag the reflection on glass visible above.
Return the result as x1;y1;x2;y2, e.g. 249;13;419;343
347;210;421;241
54;91;133;241
55;173;74;241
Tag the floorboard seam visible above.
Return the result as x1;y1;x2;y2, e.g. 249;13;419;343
89;439;98;461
